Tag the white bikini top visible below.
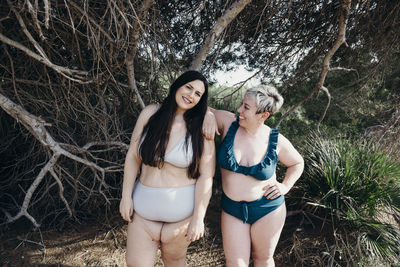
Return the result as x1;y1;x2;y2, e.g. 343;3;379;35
164;135;193;168
139;134;193;168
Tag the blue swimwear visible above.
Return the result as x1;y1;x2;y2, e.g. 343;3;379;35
221;192;284;224
217;117;285;224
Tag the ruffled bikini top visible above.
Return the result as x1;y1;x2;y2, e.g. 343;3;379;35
217;118;279;180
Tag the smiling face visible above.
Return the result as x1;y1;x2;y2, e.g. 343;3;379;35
175;79;205;113
237;96;269;128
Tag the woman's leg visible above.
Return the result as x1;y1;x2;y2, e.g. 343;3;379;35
126;213;162;267
250;203;286;267
160;217;192;267
221;211;252;267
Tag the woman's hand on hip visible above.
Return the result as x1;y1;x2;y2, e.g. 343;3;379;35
263;181;290;199
186;218;204;242
119;197;134;222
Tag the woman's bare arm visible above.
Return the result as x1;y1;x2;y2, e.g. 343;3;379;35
202;107;236;140
119;104;158;222
264;134;304;199
186;139;216;242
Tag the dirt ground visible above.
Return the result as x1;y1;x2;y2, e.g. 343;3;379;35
0;198;307;267
0;222;226;267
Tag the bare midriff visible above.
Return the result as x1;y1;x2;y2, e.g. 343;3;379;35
221;168;277;202
139;162;196;188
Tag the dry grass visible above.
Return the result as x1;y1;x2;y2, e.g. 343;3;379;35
0;197;327;267
0;222;225;266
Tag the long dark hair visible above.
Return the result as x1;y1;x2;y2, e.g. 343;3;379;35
139;70;209;178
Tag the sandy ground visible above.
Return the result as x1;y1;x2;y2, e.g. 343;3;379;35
0;222;225;266
0;197;308;267
1;200;227;267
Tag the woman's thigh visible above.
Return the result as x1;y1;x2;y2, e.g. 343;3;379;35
221;211;252;267
126;213;163;266
160;216;191;258
250;202;286;261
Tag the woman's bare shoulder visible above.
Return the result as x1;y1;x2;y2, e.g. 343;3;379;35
138;104;159;121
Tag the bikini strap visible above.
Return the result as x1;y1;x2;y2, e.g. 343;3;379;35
268;128;279;152
225;119;239;141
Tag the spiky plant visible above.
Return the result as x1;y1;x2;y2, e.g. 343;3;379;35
300;134;400;265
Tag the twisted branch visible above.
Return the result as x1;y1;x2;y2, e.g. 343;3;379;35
189;0;252;71
0;92;121;226
275;0;352;128
0;33;90;84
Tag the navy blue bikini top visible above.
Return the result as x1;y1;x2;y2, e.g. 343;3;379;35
217;118;279;180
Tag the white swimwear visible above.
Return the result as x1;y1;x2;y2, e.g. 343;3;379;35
164;135;193;168
139;134;193;168
132;181;195;222
135;118;196;222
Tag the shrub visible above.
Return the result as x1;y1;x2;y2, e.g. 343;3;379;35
300;134;400;265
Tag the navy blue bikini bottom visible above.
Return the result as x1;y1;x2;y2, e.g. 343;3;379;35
221;191;285;224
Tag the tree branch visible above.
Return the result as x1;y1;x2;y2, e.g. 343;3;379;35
0;92;114;226
275;0;351;128
125;0;154;109
44;0;50;29
189;0;252;71
316;86;332;132
364;109;400;141
49;168;73;217
0;32;90;84
25;0;45;41
66;0;114;43
329;66;356;72
8;0;48;59
2;153;60;227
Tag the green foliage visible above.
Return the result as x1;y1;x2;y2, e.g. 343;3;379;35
300;134;400;264
208;84;248;113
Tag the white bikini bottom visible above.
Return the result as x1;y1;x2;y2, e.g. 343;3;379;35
132;181;195;223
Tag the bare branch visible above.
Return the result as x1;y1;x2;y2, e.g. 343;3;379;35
25;0;45;41
364;109;400;140
126;62;146;108
109;0;132;28
63;0;76;35
82;141;129;150
44;0;50;29
49;168;73;217
0;33;90;83
189;0;252;71
275;0;352;128
8;0;48;59
2;153;60;227
0;92;115;225
66;0;114;43
329;67;356;72
3;45;23;106
316;86;332;132
125;0;155;109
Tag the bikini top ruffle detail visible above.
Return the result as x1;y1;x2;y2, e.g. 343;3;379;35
217;119;279;180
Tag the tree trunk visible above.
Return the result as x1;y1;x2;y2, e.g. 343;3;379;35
126;0;155;109
190;0;252;71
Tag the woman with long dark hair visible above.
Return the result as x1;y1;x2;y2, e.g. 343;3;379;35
119;71;215;266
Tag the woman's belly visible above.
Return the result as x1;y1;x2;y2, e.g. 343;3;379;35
221;168;277;202
139;162;196;188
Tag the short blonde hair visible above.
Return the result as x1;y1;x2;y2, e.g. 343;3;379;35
244;85;284;115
